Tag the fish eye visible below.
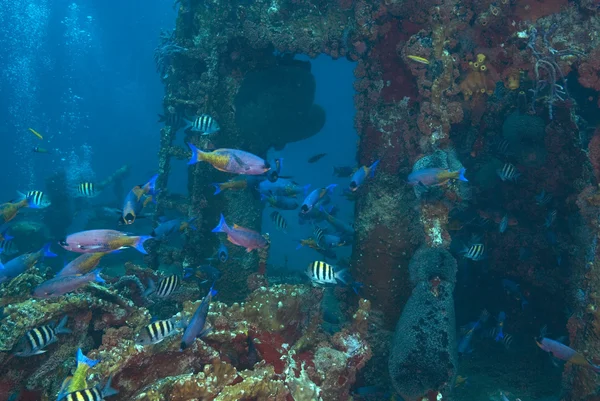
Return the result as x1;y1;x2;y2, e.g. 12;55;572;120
59;239;69;246
125;213;135;223
349;182;357;189
264;161;271;169
301;205;309;213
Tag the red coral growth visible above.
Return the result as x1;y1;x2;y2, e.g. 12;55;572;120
578;48;600;91
514;0;568;22
253;331;288;374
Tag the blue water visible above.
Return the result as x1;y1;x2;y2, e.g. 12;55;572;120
264;54;357;271
0;0;173;201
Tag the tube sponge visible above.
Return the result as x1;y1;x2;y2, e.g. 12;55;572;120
409;246;457;285
389;247;458;400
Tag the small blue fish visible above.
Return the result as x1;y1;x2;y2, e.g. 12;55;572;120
502;279;528;309
151;217;197;239
180;286;217;350
458;309;489;354
499;214;508;233
0;243;57;284
261;193;299;210
349;160;379;192
301;184;336;214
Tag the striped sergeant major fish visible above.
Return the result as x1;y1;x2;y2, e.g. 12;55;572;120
462;243;485;261
270;211;287;233
17;190;51;208
314;227;325;245
183;114;220;135
305;261;360;292
13;316;71;356
136;317;186;346
497;163;520;182
56;348;100;400
0;238;18;255
77;182;98;198
144;275;181;298
61;376;118;401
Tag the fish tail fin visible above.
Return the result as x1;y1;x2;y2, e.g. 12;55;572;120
335;268;350;285
16;191;26;201
1;228;14;241
92;268;105;283
183;118;193;131
183;268;194;279
369;160;380;177
212;183;222;195
326;184;337;194
187;142;204;165
146;174;159;195
77;348;99;368
302;184;311;196
134;235;152;254
143;279;156;297
458;168;468;182
42;243;57;258
211;214;229;233
55;316;72;334
187;217;198;231
209;284;218;298
351;281;364;295
295;241;304;250
101;376;119;398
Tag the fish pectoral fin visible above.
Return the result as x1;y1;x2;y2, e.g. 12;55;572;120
32;350;47;355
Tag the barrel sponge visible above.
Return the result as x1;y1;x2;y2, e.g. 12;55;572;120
409;246;457;285
388;280;458;399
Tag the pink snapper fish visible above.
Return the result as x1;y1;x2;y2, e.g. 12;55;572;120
59;229;151;254
212;214;268;252
188;143;270;175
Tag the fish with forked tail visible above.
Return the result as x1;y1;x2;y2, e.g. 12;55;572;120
212;214;268;252
188;143;270;175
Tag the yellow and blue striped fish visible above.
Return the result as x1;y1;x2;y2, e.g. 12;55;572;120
77;182;97;198
463;243;485;261
17;190;51;208
13;316;71;356
136;318;183;345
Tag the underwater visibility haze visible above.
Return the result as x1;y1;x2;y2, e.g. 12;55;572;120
2;0;600;400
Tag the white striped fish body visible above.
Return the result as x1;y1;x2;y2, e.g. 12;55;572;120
190;114;219;134
464;244;485;261
15;325;57;356
77;182;97;197
136;318;181;345
306;261;344;285
64;387;103;401
0;239;18;255
144;275;181;298
497;163;520;182
13;316;70;356
18;190;51;208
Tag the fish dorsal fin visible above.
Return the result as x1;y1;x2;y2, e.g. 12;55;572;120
233;224;254;232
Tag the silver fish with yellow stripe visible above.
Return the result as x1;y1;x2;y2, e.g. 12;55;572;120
136;317;186;346
13;316;71;356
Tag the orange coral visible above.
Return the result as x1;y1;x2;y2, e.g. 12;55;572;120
459;70;496;98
